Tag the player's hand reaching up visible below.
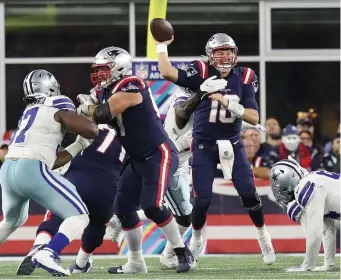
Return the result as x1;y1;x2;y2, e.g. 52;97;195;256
77;93;98;106
200;76;227;94
154;35;174;46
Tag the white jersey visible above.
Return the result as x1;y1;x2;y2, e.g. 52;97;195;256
289;170;341;269
6;96;76;169
164;87;193;176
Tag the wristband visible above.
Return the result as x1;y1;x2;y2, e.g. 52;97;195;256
64;141;84;158
156;44;168;54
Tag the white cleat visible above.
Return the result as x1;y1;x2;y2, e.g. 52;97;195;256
189;236;203;263
32;248;70;277
108;215;123;243
257;228;276;265
160;252;178;269
108;261;148;274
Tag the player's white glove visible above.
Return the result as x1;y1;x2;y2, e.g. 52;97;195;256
77;104;96;120
77;93;98;106
242;121;266;133
284;266;309;272
64;135;94;158
200;75;227;95
174;130;192;153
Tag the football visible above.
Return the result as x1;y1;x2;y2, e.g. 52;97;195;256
150;18;174;42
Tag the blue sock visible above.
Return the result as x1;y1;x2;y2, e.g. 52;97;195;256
46;233;70;255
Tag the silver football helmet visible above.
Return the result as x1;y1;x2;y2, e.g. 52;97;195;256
23;69;61;104
270;159;306;207
205;33;238;73
91;46;132;88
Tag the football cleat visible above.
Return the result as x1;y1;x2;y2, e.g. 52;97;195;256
160;251;178;269
68;259;93;273
32;248;70;277
16;244;46;275
174;246;195;273
108;262;148;274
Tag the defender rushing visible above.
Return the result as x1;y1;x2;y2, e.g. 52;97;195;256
0;70;98;276
270;158;340;271
155;33;276;264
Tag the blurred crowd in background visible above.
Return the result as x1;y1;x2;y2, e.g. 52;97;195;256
242;113;340;180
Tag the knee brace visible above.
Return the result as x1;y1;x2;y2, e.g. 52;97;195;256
116;211;140;230
143;206;172;226
239;189;262;211
174;213;191;228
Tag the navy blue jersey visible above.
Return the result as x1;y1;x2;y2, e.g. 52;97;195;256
253;143;279;168
66;125;125;180
175;60;259;141
96;75;169;160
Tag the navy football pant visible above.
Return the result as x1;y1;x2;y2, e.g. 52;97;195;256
191;138;264;230
114;141;179;229
36;171;117;253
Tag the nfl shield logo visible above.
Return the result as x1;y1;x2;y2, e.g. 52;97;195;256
135;63;149;80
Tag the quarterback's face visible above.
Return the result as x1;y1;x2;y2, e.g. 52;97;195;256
213;49;234;61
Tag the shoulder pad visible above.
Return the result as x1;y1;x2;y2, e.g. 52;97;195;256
111;75;146;93
187;60;209;79
241;67;255;85
44;95;76;112
286;200;303;222
296;181;315;208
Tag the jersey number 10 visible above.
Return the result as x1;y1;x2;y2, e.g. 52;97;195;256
209;99;236;123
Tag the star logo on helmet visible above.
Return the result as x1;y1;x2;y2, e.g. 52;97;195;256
272;172;280;182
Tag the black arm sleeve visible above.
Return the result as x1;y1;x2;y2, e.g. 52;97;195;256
93;103;113;125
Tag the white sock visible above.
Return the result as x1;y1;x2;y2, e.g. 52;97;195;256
125;225;144;263
163;223;189;255
0;221;18;244
58;214;89;241
159;217;185;249
137;210;148;222
178;224;188;237
192;228;203;241
256;225;266;236
33;232;52;246
75;247;92;269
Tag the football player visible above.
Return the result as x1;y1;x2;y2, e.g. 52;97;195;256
270;158;340;271
0;70;98;276
78;47;196;274
155;33;276;264
17;106;125;276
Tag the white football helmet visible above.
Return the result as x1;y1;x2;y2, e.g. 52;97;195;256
205;33;238;73
23;69;61;104
91;47;132;88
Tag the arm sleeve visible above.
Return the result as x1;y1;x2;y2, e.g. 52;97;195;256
301;186;326;270
241;68;259;111
175;61;206;91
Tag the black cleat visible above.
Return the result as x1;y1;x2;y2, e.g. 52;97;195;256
68;259;93;273
16;244;46;275
174;246;195;273
108;265;125;274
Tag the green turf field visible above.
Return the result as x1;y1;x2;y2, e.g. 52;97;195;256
0;255;339;279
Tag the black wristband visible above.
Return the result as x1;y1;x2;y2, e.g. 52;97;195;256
93;103;113;124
